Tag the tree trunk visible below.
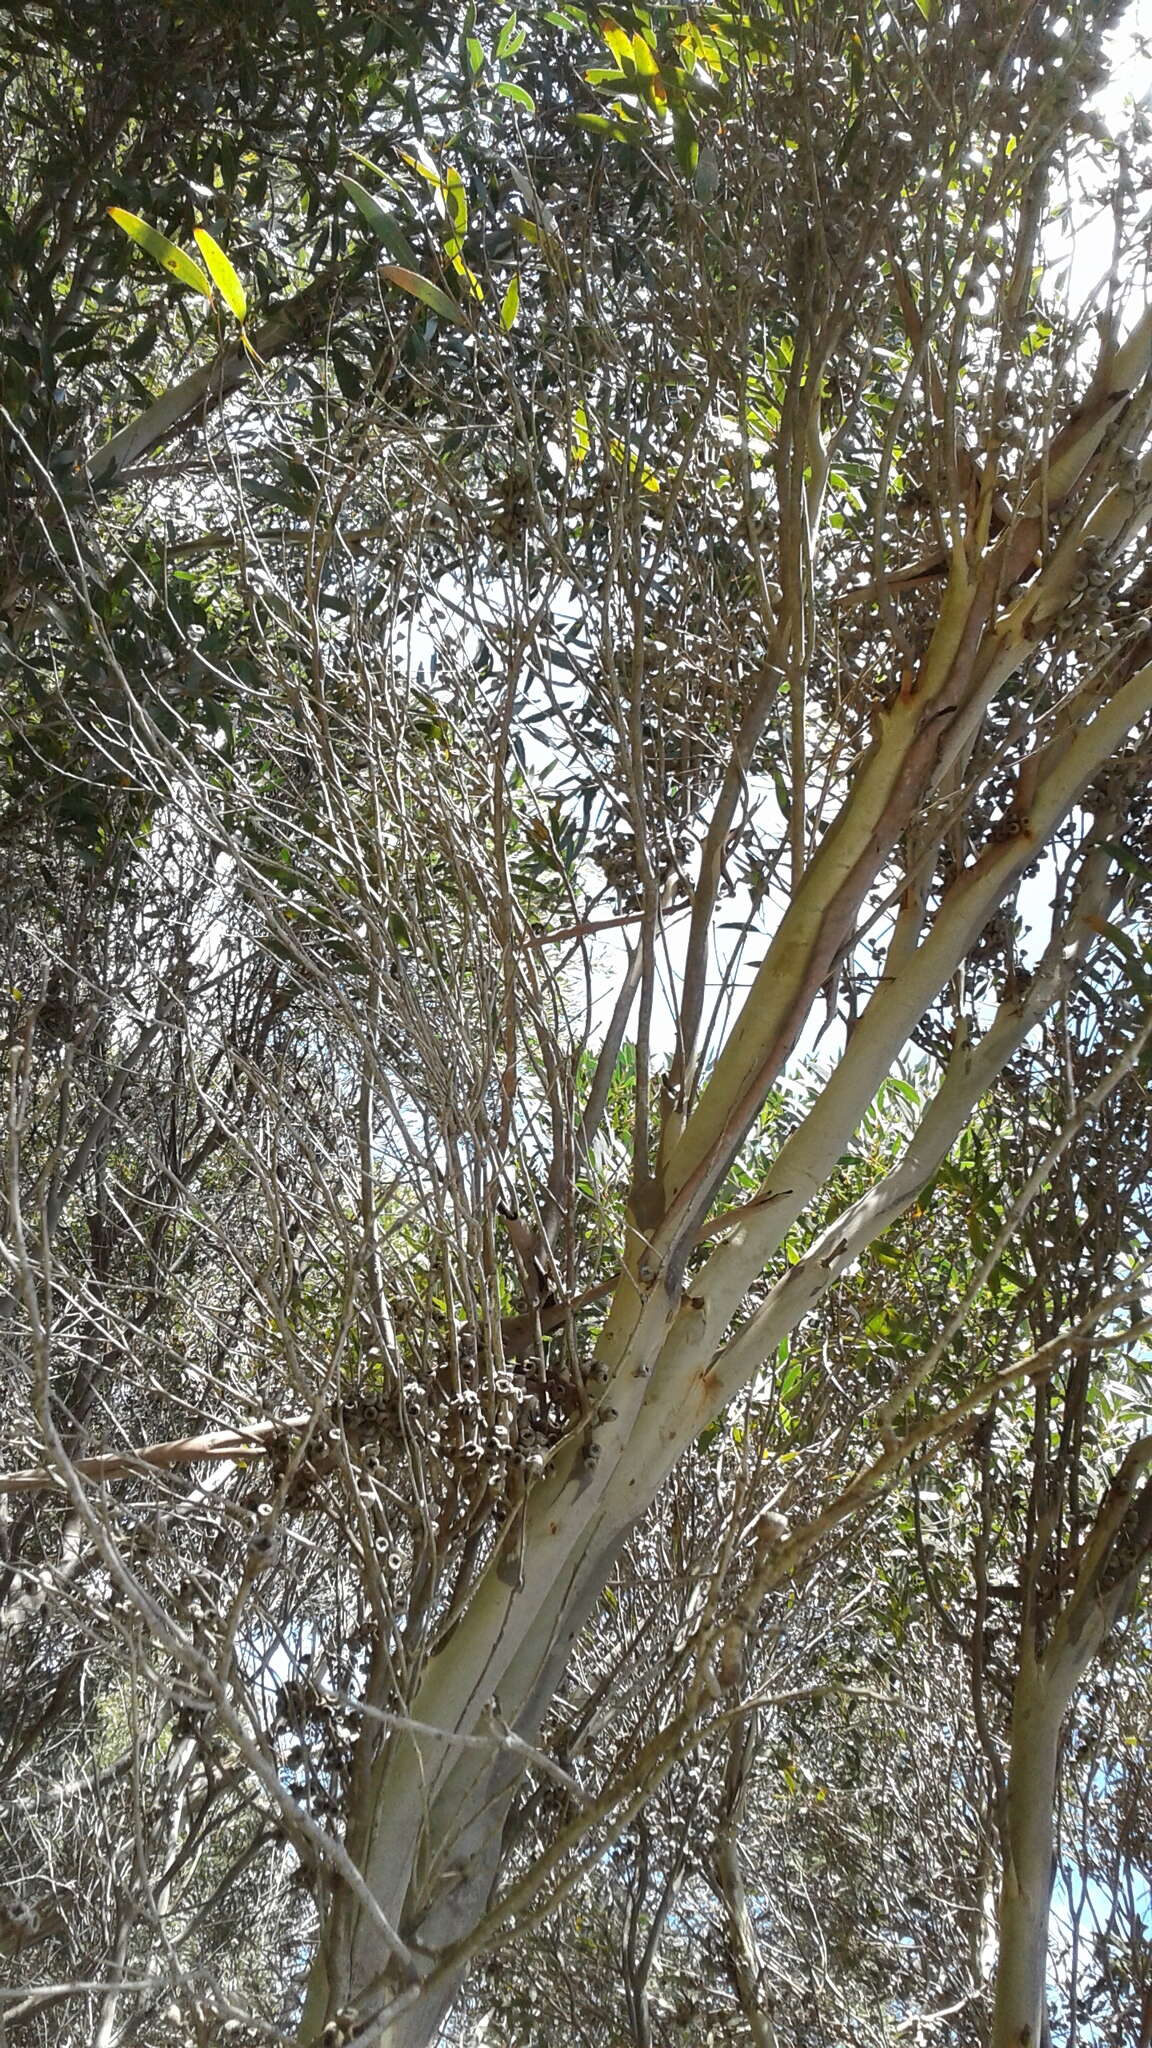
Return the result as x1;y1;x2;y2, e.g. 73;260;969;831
989;1662;1063;2048
302;1534;627;2043
989;1454;1152;2046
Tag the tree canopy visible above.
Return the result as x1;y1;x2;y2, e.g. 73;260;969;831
4;3;1152;2045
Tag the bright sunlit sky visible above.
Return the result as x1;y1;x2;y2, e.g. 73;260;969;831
1067;0;1152;300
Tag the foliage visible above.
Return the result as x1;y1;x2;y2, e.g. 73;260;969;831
4;4;1152;2047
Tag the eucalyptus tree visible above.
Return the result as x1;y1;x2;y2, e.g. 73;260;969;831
5;4;1152;2047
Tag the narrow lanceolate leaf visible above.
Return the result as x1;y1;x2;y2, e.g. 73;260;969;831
500;274;521;331
442;165;468;239
192;228;248;321
338;175;422;271
497;81;536;110
379;264;469;327
497;13;525;59
108;209;213;299
626;29;661;78
600;18;636;69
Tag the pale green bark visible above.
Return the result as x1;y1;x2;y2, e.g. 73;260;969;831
990;1444;1152;2047
989;1664;1064;2048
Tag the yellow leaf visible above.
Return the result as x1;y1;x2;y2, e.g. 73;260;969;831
629;31;661;77
400;146;444;189
108;208;212;300
441;165;468;238
600;17;634;68
193;227;248;321
443;227;483;299
571;403;591;463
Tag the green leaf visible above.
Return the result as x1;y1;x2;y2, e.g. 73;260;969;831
1102;841;1152;889
380;264;470;327
466;35;485;73
500;274;521;330
338;176;421;270
497;14;526;58
442;165;468;238
108;209;212;300
497;81;535;110
192;227;248;320
673;106;699;176
346;149;394;182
